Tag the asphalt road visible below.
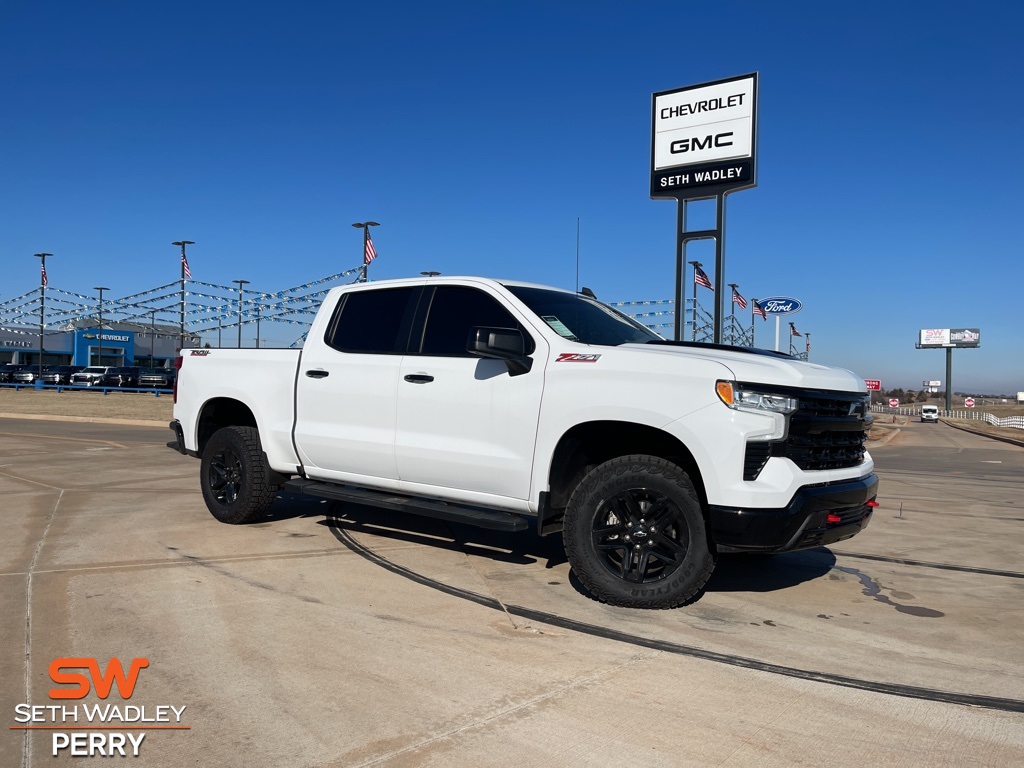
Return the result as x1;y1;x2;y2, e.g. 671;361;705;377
2;417;1022;766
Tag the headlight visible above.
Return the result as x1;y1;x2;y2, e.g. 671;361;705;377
716;381;798;414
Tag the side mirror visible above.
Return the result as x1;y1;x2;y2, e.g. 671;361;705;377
468;327;532;376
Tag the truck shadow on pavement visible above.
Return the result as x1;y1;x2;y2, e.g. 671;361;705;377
277;498;839;602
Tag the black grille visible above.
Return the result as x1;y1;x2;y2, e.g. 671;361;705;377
742;387;869;479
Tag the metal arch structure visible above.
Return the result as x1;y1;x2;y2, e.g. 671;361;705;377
0;265;365;352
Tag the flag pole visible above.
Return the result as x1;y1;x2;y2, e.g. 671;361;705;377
352;221;379;283
688;261;701;341
35;252;51;378
172;240;194;352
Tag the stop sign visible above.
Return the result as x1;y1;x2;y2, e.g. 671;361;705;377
889;398;899;408
964;397;976;408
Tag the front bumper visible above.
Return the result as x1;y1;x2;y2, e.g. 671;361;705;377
708;473;878;553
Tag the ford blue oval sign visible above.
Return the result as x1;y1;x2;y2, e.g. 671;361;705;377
758;296;802;315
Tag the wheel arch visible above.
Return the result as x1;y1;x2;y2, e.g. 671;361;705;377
544;420;707;520
196;398;258;455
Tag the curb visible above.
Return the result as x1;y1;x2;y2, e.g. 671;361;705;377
941;419;1024;448
0;412;166;428
868;427;900;447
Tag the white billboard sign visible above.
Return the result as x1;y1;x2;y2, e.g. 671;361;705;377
918;328;981;348
651;73;757;197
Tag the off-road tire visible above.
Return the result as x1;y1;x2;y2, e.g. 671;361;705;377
563;455;715;608
200;426;277;524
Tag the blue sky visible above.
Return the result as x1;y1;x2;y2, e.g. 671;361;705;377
2;1;1022;393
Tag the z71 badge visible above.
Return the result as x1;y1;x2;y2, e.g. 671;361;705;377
556;353;601;363
189;349;211;356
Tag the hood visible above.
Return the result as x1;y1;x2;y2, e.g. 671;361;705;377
620;342;865;394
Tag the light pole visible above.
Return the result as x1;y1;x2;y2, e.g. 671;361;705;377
352;221;379;282
255;302;262;349
149;309;157;369
94;287;109;366
172;240;194;352
35;253;51;378
233;279;249;348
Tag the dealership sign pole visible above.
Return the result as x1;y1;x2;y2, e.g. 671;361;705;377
651;73;758;343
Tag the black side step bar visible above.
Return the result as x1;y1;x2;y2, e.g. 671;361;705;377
284;479;530;532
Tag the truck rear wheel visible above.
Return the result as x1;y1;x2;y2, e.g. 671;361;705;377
200;426;277;524
563;455;715;609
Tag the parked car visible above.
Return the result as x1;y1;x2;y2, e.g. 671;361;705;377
172;276;877;610
1;364;33;383
71;366;111;386
138;368;176;388
99;366;145;387
40;365;84;385
11;367;41;384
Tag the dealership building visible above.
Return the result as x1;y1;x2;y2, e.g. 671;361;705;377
0;322;199;368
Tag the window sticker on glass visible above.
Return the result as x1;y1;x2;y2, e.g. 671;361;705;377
542;316;577;340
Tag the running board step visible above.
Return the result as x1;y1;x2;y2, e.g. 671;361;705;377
284;479;530;532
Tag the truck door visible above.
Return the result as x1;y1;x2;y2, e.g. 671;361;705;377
293;286;418;485
395;285;545;502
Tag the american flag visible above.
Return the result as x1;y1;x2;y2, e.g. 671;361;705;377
41;263;48;287
790;325;802;337
752;299;766;320
731;287;747;310
182;252;192;279
694;265;713;290
364;235;378;265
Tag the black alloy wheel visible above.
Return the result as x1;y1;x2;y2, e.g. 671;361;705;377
592;486;689;584
563;455;715;609
199;426;277;524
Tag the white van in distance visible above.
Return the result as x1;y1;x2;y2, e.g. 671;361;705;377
921;405;940;423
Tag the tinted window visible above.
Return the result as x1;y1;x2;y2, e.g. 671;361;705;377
419;286;531;357
326;287;416;354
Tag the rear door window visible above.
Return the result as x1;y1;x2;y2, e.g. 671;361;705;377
325;287;418;354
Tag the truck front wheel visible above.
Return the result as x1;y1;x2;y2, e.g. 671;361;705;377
563;455;715;609
200;426;277;524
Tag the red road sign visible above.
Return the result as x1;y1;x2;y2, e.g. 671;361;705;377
964;397;976;408
864;379;881;391
888;398;899;407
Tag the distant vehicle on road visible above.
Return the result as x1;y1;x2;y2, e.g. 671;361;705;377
71;366;111;386
921;405;939;423
99;366;145;387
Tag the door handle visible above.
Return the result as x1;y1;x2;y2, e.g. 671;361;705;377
403;374;434;384
305;370;329;379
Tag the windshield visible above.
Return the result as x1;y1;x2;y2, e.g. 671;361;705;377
505;285;661;346
81;367;106;373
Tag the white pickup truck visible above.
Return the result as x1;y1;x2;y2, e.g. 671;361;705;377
171;276;878;608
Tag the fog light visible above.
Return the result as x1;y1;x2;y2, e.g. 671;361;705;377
826;513;842;524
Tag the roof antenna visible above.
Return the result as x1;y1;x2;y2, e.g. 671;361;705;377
580;286;597;299
575;217;581;292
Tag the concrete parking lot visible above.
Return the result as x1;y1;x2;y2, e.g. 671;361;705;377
2;416;1022;766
